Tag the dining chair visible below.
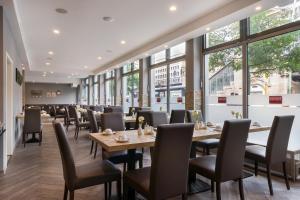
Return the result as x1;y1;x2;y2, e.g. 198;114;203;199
245;115;294;195
123;123;194;200
53;121;121;200
189;119;251;200
53;106;66;124
186;110;219;155
69;106;90;140
87;109;100;156
65;107;75;131
104;106;123;113
22;108;43;147
170;109;186;123
151;111;169;128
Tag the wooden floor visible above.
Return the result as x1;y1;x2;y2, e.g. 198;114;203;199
0;122;299;200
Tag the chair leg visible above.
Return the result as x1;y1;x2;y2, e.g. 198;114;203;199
123;181;128;200
63;184;68;200
93;144;98;159
202;147;206;155
211;180;215;192
117;180;121;200
266;164;274;195
238;178;245;200
182;193;187;200
123;162;127;172
139;158;143;169
23;133;26;147
206;147;210;155
254;161;258;176
39;131;42;146
282;162;290;190
216;182;221;200
69;191;74;200
90;140;94;155
108;182;112;199
105;183;108;200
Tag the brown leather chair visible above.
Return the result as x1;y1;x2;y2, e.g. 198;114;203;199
123;123;194;200
65;107;75;131
22;108;42;147
170;109;186;123
53;121;121;200
245;115;294;195
186;110;219;155
189;119;251;200
151;111;169;128
135;110;153;129
69;106;90;140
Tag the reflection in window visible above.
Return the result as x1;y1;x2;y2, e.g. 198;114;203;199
81;79;89;105
151;50;166;64
105;79;115;106
206;21;240;47
170;42;186;59
248;30;300;94
123;73;139;113
150;66;167;111
250;1;300;34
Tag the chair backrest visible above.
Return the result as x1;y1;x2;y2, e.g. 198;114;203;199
104;106;123;113
69;106;80;125
87;109;99;133
64;107;70;121
215;119;251;182
68;106;77;118
101;112;125;131
186;110;203;123
169;110;186;124
150;123;194;199
53;121;76;188
266;115;294;164
151;111;169;128
24;108;41;133
135;110;153;129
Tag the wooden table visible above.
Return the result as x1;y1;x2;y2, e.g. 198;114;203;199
90;125;270;198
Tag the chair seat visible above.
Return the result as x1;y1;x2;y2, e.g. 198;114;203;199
123;167;151;198
103;150;143;164
196;138;220;148
74;160;121;190
245;145;266;163
189;155;216;180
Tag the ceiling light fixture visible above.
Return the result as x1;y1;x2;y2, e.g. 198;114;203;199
121;40;126;45
83;65;88;69
102;16;115;22
97;56;102;60
206;27;211;31
22;67;25;70
169;5;177;12
55;8;68;14
255;6;262;11
50;71;54;74
53;29;60;35
164;45;168;49
48;51;54;55
45;62;51;66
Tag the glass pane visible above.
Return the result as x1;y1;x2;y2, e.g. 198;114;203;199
248;30;300;146
106;70;115;79
94;75;98;83
123;64;131;74
206;21;240;48
122;76;131;113
133;60;140;71
93;84;99;105
151;50;166;64
105;79;115;106
169;61;186;111
85;78;89;85
81;86;88;105
132;73;139;107
250;1;300;34
170;42;186;59
205;47;243;123
150;65;167;111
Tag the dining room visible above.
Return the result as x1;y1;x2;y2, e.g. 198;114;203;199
0;0;300;200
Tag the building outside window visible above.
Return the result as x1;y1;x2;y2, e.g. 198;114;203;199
105;70;115;106
93;75;99;105
81;78;89;105
150;42;186;112
122;61;140;113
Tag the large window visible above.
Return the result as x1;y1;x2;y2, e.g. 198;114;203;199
122;61;140;113
105;71;115;106
81;78;89;105
93;75;99;105
150;43;186;112
151;50;166;64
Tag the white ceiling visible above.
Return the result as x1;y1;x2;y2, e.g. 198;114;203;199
13;0;284;82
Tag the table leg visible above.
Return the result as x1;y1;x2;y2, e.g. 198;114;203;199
127;149;136;199
26;133;41;143
188;142;210;194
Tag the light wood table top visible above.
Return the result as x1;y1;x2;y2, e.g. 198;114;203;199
90;126;270;152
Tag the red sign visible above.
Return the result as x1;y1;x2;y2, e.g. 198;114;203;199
156;97;161;103
218;97;227;104
177;97;183;103
269;96;282;104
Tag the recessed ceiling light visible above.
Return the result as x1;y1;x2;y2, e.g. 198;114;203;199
55;8;68;14
164;45;168;48
45;62;51;66
255;6;262;11
22;67;25;70
121;40;126;45
102;16;115;22
50;71;54;74
206;27;211;31
42;74;46;77
48;51;54;55
97;56;102;60
53;29;60;35
169;5;177;12
145;53;149;56
83;65;88;69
